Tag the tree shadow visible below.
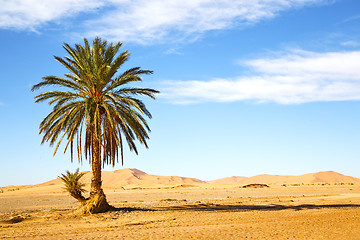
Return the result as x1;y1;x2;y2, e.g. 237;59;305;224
109;203;360;213
110;206;155;212
158;203;360;212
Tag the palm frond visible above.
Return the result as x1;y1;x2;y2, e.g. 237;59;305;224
59;168;87;202
32;37;158;169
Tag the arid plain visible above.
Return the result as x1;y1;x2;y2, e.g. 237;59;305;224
1;169;360;239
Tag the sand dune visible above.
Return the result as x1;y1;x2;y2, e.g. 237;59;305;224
50;169;360;187
99;168;206;188
216;171;360;184
2;169;359;239
3;169;360;190
209;176;247;184
36;168;205;189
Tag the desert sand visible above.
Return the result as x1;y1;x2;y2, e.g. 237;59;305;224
1;169;360;239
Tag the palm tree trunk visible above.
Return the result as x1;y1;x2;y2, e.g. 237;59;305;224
90;135;102;196
71;192;87;204
76;133;112;214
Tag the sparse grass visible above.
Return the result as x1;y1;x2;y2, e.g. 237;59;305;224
242;184;270;188
5;188;20;192
159;198;178;202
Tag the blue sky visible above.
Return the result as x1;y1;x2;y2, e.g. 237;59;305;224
1;0;360;186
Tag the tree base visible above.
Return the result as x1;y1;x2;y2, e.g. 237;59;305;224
74;191;113;214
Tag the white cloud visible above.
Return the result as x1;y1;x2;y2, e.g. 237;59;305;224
0;0;103;30
341;41;360;47
85;0;329;44
161;50;360;104
342;14;360;24
0;0;330;43
244;50;360;80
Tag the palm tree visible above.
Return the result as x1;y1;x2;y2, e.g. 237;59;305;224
32;37;159;213
59;168;87;204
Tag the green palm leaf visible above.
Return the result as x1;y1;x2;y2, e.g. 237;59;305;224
32;37;159;167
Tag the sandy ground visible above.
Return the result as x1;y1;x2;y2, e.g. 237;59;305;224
1;184;360;239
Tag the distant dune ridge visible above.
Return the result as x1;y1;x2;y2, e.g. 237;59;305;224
212;171;360;184
209;176;247;184
36;168;206;189
97;168;206;188
3;169;360;189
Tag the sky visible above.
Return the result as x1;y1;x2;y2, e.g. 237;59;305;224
1;0;360;186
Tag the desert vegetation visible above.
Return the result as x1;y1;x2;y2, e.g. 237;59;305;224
59;169;87;203
31;37;158;214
